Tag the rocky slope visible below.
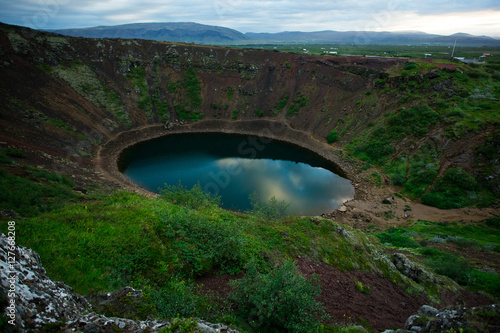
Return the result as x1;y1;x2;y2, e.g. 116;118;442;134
0;233;239;332
1;22;497;202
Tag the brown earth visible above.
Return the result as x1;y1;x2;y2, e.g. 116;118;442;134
196;258;492;331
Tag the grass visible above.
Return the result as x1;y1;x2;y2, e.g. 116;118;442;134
126;66;153;117
286;93;309;117
0;167;78;217
184;67;202;109
371;219;500;297
0;170;450;330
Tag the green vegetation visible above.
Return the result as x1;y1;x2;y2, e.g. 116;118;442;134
287;93;309;116
184;67;202;109
354;279;371;295
371;220;500;297
227;87;235;101
230;260;327;333
36;62;52;73
274;95;289;114
52;63;130;125
232;109;239;120
0;167;78;217
249;192;290;220
127;66;153;117
174;102;203;121
1;165;455;331
421;248;500;297
2;147;26;159
254;109;264;117
422;168;478;209
326;130;339;144
374;228;421;248
158;317;198;333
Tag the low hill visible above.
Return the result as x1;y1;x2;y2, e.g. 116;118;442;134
245;30;500;46
47;21;500;46
47;22;249;44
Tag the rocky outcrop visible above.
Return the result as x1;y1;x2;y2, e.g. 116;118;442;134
392;253;438;285
0;234;238;332
382;304;500;333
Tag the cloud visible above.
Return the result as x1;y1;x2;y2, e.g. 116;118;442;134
0;0;499;35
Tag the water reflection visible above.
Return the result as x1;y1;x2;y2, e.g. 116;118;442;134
121;134;354;215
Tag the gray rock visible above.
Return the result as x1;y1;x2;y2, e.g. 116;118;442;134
419;305;439;317
392;253;437;284
0;233;240;333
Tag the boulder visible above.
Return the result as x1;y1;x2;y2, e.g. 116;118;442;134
392;253;437;284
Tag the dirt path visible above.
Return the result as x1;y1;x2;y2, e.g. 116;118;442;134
333;180;499;231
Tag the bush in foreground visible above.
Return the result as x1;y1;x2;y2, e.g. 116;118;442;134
230;260;327;333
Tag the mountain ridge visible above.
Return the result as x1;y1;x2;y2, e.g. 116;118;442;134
46;22;500;46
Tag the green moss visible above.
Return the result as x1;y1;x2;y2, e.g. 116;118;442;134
183;67;202;109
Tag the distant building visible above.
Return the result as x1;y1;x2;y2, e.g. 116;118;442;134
483;53;492;56
425;53;432;57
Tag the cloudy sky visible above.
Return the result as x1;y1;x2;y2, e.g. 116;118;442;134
1;0;499;36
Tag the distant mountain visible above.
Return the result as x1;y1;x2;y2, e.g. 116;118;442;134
245;30;500;46
47;22;500;46
429;32;500;46
47;22;249;44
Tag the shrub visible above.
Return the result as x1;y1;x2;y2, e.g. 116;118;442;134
403;62;417;70
374;229;421;248
160;182;220;210
184;67;202;108
230;260;327;333
152;280;202;319
422;168;477;209
485;217;500;229
249;192;290;219
392;173;406;186
354;140;393;165
275;95;289;111
326;130;339;144
155;206;244;276
232;109;239;120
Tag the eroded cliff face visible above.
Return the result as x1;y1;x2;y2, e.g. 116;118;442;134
0;23;498;200
0;23;402;162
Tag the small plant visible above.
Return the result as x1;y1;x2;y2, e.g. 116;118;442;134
227;86;235;101
249;192;290;219
354;279;371;294
160;182;220;209
254;109;264;117
326;130;339;144
232;109;239;120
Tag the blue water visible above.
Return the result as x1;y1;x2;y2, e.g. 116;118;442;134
119;133;354;215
